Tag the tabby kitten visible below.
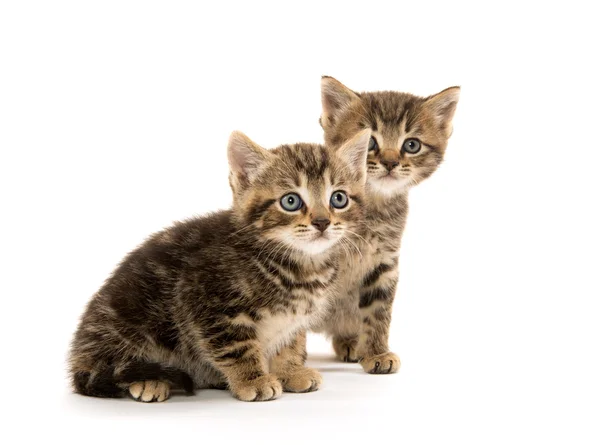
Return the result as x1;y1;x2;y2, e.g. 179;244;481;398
69;129;371;402
314;76;460;374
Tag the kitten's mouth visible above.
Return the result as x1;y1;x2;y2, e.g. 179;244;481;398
294;231;338;255
369;174;413;196
379;172;398;180
309;231;340;246
378;170;411;181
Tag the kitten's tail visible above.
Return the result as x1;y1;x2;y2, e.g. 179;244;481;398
72;361;195;398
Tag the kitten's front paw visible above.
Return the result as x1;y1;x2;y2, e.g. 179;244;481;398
360;352;401;374
280;367;323;393
128;380;170;402
231;374;282;402
332;336;360;363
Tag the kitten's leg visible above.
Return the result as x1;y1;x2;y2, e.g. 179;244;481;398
206;323;282;402
328;289;362;362
356;264;401;374
332;335;360;362
271;331;322;393
128;380;171;402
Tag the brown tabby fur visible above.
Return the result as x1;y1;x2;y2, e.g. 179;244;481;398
313;77;460;373
69;130;371;402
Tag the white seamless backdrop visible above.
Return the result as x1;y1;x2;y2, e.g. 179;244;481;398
1;1;598;444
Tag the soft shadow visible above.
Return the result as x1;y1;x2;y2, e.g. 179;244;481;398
307;353;364;374
167;388;231;403
314;366;364;374
306;352;339;364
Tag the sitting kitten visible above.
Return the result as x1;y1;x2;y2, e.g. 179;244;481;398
314;77;460;373
69;129;371;402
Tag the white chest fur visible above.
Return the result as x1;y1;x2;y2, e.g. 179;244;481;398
257;298;329;357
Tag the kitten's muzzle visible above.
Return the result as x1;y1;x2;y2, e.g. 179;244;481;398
311;218;331;233
380;149;400;172
381;159;399;171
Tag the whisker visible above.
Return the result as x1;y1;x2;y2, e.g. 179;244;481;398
338;237;351;261
228;222;256;238
343;229;368;244
343;236;363;259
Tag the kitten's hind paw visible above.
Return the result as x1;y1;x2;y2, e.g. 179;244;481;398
360;352;401;374
332;336;360;363
280;367;322;393
231;374;282;402
128;381;171;402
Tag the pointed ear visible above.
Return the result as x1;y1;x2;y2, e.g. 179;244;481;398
336;129;371;183
424;86;460;137
320;76;361;129
227;131;270;189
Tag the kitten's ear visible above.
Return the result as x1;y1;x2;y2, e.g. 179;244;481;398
423;86;461;137
320;76;361;129
336;129;371;183
227;131;270;189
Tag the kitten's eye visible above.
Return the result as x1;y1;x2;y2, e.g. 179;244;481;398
280;193;303;212
402;138;421;154
330;191;349;209
368;136;379;151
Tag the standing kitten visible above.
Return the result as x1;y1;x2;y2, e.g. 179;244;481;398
69;130;371;402
314;77;460;373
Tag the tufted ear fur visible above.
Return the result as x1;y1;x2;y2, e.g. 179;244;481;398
423;86;461;137
336;129;371;184
227;131;271;193
320;76;361;129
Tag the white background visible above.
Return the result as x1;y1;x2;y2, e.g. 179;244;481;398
1;1;599;444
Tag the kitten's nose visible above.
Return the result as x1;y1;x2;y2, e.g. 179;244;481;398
381;159;399;171
311;218;331;232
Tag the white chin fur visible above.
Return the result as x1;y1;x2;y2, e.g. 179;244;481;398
295;236;338;255
367;175;412;197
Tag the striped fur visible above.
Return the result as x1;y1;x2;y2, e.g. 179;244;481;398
69;131;371;402
314;77;460;373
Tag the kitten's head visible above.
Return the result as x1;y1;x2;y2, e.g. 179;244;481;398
228;130;370;256
320;76;460;198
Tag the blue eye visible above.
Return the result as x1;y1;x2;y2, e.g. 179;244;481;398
368;136;378;151
280;193;303;211
330;191;349;209
402;138;421;154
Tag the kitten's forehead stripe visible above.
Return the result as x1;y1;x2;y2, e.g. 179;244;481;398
363;92;422;135
328;167;339;189
272;144;331;183
393;112;404;127
249;199;276;221
349;194;363;205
